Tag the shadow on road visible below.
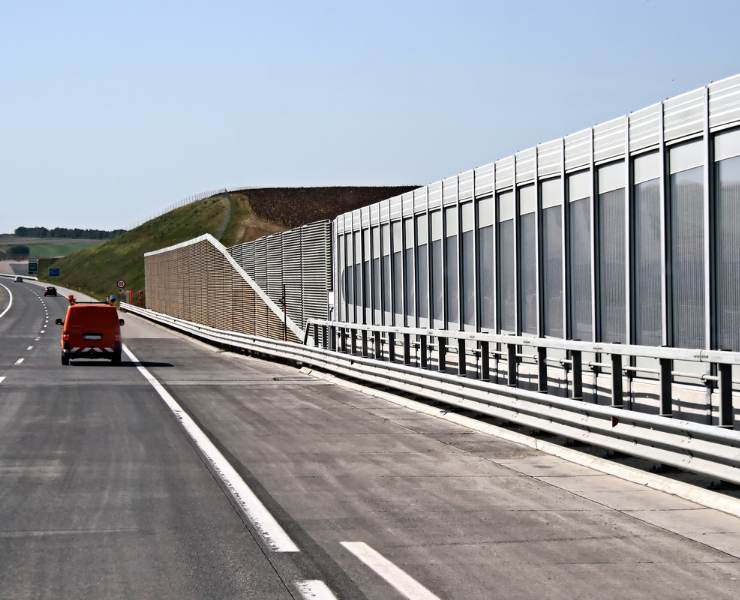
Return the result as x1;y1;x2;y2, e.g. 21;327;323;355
69;360;174;368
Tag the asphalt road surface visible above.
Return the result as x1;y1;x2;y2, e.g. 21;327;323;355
2;278;740;599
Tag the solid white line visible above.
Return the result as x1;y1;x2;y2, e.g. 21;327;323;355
122;344;299;552
14;358;24;366
295;580;338;600
0;282;13;320
341;542;441;600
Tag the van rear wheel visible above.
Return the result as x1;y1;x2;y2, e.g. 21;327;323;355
112;350;121;365
61;353;69;366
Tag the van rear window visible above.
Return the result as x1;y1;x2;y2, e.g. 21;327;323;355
66;306;119;329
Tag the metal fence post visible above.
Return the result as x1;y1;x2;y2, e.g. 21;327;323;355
507;343;517;387
373;330;382;360
340;327;347;353
457;338;466;376
611;353;623;407
659;358;673;416
313;323;319;347
718;363;734;428
350;328;357;354
361;329;368;357
438;336;447;372
322;325;328;349
537;346;548;393
571;350;583;400
420;335;428;368
403;333;411;365
388;332;396;362
480;340;490;381
329;325;336;351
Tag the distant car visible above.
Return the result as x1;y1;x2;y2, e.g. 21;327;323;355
14;276;22;283
43;286;57;297
56;302;125;365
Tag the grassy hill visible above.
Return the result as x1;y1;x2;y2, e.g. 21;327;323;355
40;186;415;301
0;235;103;258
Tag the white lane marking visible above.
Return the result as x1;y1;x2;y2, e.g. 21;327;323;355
341;542;442;600
14;358;24;366
34;337;40;341
122;344;299;552
0;282;13;320
295;580;338;600
26;346;33;351
0;376;5;384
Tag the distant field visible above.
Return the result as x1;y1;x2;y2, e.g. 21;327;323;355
0;235;103;258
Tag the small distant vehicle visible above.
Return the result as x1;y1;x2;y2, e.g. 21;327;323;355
14;276;22;283
55;302;125;365
43;286;58;297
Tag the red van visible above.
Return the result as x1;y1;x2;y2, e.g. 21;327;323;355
56;302;125;365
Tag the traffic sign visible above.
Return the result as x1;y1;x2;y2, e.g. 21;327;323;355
116;279;126;289
48;267;60;277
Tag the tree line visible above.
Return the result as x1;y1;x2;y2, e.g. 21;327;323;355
13;226;126;239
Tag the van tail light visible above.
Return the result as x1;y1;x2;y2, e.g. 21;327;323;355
114;334;121;342
63;333;70;342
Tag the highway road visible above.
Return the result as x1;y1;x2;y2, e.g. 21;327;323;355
2;278;740;599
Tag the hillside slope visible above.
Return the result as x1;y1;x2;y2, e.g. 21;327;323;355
42;186;415;300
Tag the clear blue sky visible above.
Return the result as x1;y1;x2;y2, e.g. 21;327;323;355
1;0;739;233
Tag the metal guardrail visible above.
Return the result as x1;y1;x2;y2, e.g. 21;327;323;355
303;320;739;429
122;303;740;486
0;273;38;281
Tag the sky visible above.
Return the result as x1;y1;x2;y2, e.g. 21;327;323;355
1;0;739;233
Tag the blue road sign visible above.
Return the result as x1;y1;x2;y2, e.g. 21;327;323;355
48;267;61;277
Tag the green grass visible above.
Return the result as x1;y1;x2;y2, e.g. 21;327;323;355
41;196;230;300
0;236;103;258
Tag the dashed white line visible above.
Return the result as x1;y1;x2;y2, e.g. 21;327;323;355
26;346;33;351
295;580;338;600
34;337;40;341
0;376;5;384
341;542;442;600
122;343;299;552
14;358;24;366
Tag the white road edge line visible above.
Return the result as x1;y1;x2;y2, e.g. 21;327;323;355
294;580;339;600
14;358;24;366
0;282;13;320
341;542;442;600
122;343;299;552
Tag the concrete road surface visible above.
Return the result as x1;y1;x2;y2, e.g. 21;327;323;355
1;278;740;599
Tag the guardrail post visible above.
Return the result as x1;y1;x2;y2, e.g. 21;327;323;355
659;358;673;417
571;351;583;400
373;331;382;360
388;332;396;362
457;339;466;376
420;335;428;368
361;330;368;357
438;337;447;372
480;341;490;381
322;325;328;349
507;344;517;387
611;353;623;407
329;326;336;351
350;328;357;354
403;333;411;365
340;327;347;353
718;363;734;429
313;323;319;347
537;347;547;393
